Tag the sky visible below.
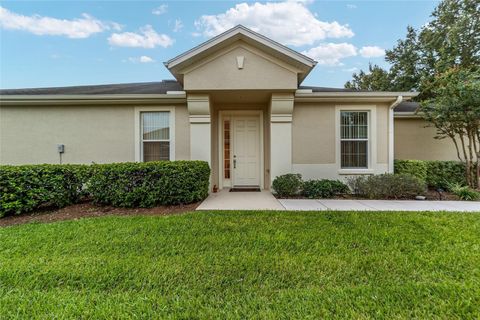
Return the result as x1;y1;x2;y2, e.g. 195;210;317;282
0;0;439;89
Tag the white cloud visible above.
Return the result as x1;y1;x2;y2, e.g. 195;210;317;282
302;43;357;66
108;25;173;48
346;4;357;9
342;67;358;72
128;55;155;63
173;19;183;32
194;1;353;47
359;46;385;58
0;6;120;38
140;55;155;63
152;4;168;15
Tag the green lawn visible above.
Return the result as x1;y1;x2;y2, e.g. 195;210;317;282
1;211;479;319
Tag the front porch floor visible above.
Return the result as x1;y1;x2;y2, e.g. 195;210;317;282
196;189;284;211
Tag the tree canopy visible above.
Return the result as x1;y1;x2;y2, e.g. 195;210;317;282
419;67;480;187
344;0;480;100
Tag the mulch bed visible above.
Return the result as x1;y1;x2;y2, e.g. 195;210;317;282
0;201;199;228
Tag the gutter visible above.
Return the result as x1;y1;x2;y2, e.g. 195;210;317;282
294;90;418;103
393;111;421;118
388;96;403;173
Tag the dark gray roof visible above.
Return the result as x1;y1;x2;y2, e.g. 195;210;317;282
0;81;420;113
394;101;419;113
299;86;419;112
0;80;183;95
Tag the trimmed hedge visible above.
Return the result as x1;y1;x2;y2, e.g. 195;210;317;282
348;173;426;200
0;164;89;217
271;174;303;197
0;161;210;217
272;174;350;199
426;161;466;189
395;159;467;189
394;160;428;182
303;179;349;198
87;161;210;207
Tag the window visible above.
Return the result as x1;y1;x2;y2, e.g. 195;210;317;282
340;111;368;168
141;111;170;161
224;120;231;179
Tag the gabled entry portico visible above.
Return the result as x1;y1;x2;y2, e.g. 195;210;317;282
164;25;316;190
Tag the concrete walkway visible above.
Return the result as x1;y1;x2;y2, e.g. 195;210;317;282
279;199;480;212
197;190;480;212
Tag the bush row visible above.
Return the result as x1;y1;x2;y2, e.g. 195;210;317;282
272;174;349;198
394;160;467;189
88;161;210;207
0;164;89;217
347;174;426;200
273;172;426;200
0;161;210;217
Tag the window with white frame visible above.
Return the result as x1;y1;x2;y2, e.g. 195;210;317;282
141;111;170;161
340;111;368;168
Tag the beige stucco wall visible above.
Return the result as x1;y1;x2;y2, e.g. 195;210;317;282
0;104;190;164
183;41;298;91
292;102;390;165
292;103;335;164
291;102;391;180
394;118;458;161
173;105;191;160
376;103;389;164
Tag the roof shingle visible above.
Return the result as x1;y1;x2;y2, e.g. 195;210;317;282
0;80;182;95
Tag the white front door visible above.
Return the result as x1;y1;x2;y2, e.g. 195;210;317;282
232;116;260;186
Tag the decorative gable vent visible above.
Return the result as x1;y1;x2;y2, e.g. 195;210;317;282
236;56;245;69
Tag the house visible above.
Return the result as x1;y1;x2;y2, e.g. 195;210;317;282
0;25;458;190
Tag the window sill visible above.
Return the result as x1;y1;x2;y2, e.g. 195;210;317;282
338;169;374;175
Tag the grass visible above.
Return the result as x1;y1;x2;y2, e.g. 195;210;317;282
1;211;479;319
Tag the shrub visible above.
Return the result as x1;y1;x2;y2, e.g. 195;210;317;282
426;161;467;189
0;164;89;217
395;159;468;189
272;174;303;197
347;173;426;199
0;161;210;217
303;179;349;198
87;161;210;207
447;183;480;201
394;160;428;182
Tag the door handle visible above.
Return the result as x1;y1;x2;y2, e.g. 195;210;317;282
233;159;237;169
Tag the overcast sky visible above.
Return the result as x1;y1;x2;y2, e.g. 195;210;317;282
0;1;439;89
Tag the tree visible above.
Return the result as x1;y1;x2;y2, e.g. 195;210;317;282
385;26;422;92
419;68;480;188
344;64;392;91
344;0;480;99
417;0;480;99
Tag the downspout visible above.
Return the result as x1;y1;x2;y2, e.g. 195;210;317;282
388;96;403;173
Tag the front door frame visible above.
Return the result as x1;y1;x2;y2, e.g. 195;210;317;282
218;110;264;190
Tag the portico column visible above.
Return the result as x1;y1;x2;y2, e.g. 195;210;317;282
270;93;294;186
187;94;211;165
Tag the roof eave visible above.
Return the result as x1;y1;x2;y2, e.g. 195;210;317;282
294;91;419;102
0;93;187;106
394;112;421;118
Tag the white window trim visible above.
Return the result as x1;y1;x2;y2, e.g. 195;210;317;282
134;106;175;162
335;105;377;175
